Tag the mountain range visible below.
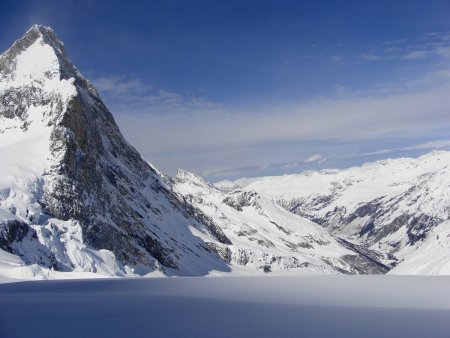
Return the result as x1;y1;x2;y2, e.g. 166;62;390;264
0;25;448;280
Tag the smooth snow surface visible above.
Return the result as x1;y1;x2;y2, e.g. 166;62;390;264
1;276;449;338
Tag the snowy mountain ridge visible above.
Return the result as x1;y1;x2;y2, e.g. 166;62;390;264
233;150;450;274
0;25;448;280
173;169;388;274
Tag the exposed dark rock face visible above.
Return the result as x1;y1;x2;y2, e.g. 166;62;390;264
0;219;30;252
336;238;390;274
287;194;444;251
205;242;232;263
0;218;57;267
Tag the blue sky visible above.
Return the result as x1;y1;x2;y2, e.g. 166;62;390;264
2;0;450;180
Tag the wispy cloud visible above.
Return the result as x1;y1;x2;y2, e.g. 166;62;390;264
361;31;450;61
203;154;328;178
119;83;450;155
93;75;151;95
200;139;450;179
345;139;450;159
92;74;223;115
402;50;429;60
97;65;450;180
304;154;327;163
404;139;450;151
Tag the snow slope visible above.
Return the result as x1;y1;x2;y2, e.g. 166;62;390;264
1;276;449;338
390;220;450;274
173;170;388;274
233;151;450;273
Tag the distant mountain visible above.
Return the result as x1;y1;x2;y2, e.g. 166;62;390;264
234;151;450;274
173;169;388;274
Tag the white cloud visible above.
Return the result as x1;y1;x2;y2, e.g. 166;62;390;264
435;46;450;58
93;74;224;115
304;154;326;163
402;139;450;151
338;139;450;161
116;84;450;156
201;154;327;178
361;32;450;62
92;75;150;95
403;50;429;60
282;162;299;169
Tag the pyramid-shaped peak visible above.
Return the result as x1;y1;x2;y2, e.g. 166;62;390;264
0;25;67;78
5;25;69;59
0;24;98;98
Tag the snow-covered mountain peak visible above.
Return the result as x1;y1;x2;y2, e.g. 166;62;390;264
1;25;99;107
0;25;83;134
1;25;65;82
174;169;211;187
0;26;235;278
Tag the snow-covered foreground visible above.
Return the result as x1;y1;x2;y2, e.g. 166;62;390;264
1;276;449;338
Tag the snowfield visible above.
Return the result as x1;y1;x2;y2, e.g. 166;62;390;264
1;275;450;338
